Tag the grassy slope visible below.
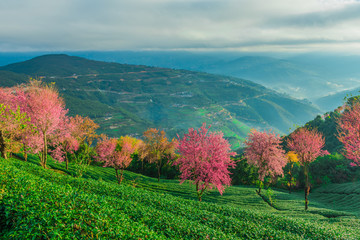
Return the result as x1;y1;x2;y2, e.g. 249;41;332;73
1;156;360;239
311;182;360;215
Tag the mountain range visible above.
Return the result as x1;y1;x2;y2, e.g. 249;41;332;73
0;54;320;149
315;87;360;112
2;51;360;112
66;51;360;105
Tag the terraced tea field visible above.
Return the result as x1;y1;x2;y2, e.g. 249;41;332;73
1;156;360;239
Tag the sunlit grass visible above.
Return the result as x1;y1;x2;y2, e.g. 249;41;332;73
2;155;360;239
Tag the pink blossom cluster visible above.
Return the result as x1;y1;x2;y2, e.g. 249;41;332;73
0;80;81;165
96;136;138;170
338;103;360;166
175;123;236;196
244;129;287;181
287;128;329;165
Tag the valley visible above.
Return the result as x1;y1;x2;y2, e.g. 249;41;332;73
66;51;360;104
0;54;320;149
1;54;360;239
3;1;360;239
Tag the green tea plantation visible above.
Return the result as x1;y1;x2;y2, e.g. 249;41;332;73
1;156;360;239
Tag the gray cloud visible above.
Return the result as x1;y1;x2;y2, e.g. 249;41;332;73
267;3;360;27
0;0;360;52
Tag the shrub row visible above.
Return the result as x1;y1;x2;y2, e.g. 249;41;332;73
0;162;166;239
1;160;237;239
7;159;360;239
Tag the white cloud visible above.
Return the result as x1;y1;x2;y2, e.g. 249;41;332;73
0;0;360;52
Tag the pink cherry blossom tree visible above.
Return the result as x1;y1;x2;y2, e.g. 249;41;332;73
20;128;42;162
244;129;287;194
337;102;360;166
0;81;76;166
23;80;68;168
50;116;80;168
1;86;42;161
287;128;329;210
175;123;236;201
96;135;140;184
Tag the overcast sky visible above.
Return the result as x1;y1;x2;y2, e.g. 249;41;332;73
1;0;360;53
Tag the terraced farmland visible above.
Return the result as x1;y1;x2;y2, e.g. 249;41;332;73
1;156;360;239
0;54;320;147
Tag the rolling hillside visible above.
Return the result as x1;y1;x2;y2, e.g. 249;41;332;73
2;51;360;104
69;51;360;101
0;54;320;148
1;156;360;239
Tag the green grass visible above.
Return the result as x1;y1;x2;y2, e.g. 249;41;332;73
311;182;360;215
1;156;360;239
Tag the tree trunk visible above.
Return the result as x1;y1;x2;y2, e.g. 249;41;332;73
157;158;162;182
38;153;42;165
265;178;271;189
257;180;263;194
304;164;309;211
289;181;292;194
85;143;91;165
196;182;207;201
115;169;121;185
196;182;202;201
120;169;124;185
23;143;28;162
41;133;47;168
289;166;292;194
65;154;69;170
0;130;7;159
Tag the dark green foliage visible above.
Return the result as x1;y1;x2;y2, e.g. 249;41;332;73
297;95;360;155
304;111;342;153
230;156;259;185
0;70;28;87
128;153;180;180
276;154;360;191
310;153;360;186
281;100;360;189
67;142;97;177
282;161;301;190
345;95;360;107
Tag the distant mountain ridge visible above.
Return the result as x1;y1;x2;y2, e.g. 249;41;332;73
202;56;326;98
1;54;150;76
0;54;320;149
2;51;360;108
314;87;360;112
65;51;360;102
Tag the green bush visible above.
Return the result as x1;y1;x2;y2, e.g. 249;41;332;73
310;153;360;186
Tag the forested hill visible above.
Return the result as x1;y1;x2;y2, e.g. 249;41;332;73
0;54;320;148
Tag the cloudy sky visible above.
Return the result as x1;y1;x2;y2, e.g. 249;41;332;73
1;0;360;53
